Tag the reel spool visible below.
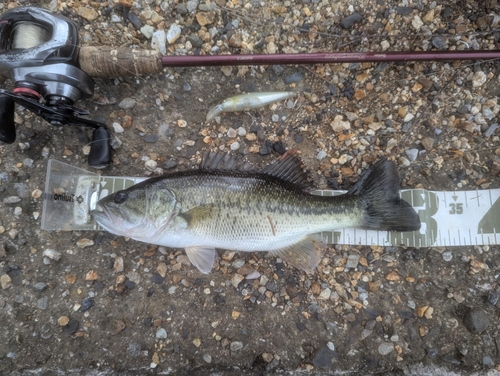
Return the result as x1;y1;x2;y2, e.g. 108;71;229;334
11;21;51;49
0;7;110;168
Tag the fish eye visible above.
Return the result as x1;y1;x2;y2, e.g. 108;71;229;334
114;191;128;204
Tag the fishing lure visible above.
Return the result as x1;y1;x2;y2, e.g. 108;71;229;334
206;91;299;121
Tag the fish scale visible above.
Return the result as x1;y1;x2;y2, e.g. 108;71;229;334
167;174;359;251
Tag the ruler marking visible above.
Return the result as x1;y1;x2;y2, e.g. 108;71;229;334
439;229;445;246
88;178;500;247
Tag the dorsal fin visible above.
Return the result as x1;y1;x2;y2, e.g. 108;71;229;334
262;154;309;187
200;151;309;187
200;151;253;172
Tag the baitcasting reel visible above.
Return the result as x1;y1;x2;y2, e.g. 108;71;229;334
0;6;110;168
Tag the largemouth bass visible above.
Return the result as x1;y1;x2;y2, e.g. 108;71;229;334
91;154;420;274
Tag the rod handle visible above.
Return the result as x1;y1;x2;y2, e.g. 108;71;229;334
79;46;163;78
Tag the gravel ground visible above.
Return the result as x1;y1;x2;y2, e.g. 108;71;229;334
1;0;500;374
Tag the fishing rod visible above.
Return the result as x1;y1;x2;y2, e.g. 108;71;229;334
0;7;499;167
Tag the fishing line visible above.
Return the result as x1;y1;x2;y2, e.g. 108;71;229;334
11;22;50;49
215;3;500;48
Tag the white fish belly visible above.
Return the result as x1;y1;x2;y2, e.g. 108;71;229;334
152;212;358;252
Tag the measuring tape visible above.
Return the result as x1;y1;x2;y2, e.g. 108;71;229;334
41;159;500;247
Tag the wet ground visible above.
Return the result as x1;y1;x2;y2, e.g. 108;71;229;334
1;0;500;374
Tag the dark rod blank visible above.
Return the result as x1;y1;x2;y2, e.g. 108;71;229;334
161;49;500;67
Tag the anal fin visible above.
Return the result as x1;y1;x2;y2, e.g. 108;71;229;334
270;234;325;272
185;246;217;274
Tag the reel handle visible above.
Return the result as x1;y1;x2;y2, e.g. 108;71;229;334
88;127;111;169
0;94;16;144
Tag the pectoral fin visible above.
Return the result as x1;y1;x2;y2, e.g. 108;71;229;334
185;246;217;274
270;234;325;272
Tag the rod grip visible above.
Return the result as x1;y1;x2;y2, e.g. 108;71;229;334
79;46;163;78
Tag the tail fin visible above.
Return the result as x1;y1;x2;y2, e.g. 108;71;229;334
349;158;421;232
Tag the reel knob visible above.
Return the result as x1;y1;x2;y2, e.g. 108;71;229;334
88;127;111;168
0;94;16;144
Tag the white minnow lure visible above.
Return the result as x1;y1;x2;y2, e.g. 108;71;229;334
206;91;299;121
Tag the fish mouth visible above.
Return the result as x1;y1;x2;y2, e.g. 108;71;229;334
90;204;111;225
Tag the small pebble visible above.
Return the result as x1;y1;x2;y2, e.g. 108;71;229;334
125;342;141;358
272;65;284;75
230;142;240;151
487;290;499;306
463;307;490;333
43;249;62;261
237;127;246;136
33;282;48;292
346;254;359;269
167;24;181;44
151;30;167;55
484;123;499;137
140;25;154;39
378;342;394;356
421;137;435;151
64;319;80;335
316;150;327;160
125;280;136;290
77;238;94;248
112;123;124;133
472;71;487;87
156;328;167;339
118;98;136;109
442;251;452;262
405;149;419;162
58;316;70;326
483;356;494;367
340;12;363;29
80;297;95;312
412;15;424;30
203;354;212;363
230;341;244;352
145;160;158;171
3;196;21;204
37;297;48;311
432;37;446;49
152;273;164;284
1;274;12;289
284;73;302;84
